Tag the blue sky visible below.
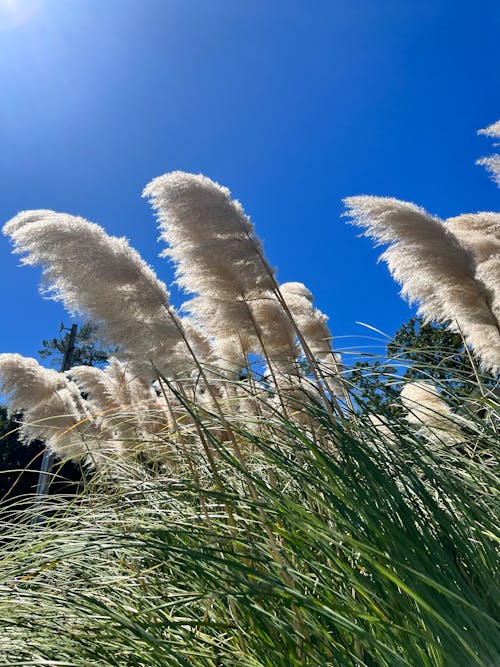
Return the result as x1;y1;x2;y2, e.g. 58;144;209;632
0;0;499;363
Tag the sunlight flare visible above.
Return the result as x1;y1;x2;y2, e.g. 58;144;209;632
0;0;41;31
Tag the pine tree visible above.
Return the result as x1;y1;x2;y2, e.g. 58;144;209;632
38;321;115;369
350;316;496;413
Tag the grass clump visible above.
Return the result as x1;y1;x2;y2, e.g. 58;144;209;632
1;136;499;663
0;366;498;666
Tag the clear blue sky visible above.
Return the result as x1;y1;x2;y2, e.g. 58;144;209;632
0;0;499;363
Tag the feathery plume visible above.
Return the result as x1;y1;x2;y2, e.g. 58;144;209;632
279;282;341;376
69;358;160;417
0;353;97;460
270;373;324;430
69;359;171;459
400;381;463;446
144;172;298;376
367;414;397;446
477;119;500;187
209;336;249;379
3;209;53;236
344;196;500;374
2;210;191;381
249;293;301;375
445;212;500;322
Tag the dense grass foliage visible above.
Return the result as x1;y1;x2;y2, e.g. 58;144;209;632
0;366;498;666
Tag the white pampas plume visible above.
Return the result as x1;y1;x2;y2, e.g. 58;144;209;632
68;358;170;458
344;197;500;374
249;292;301;375
279;282;341;376
367;414;397;446
210;335;250;379
179;317;212;360
3;209;53;235
477;120;500;187
69;358;159;417
0;353;97;460
400;381;463;446
143;172;298;376
271;374;324;430
2;210;191;381
445;212;500;323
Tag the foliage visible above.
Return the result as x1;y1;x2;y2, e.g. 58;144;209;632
38;320;115;369
349;317;497;413
0;369;498;666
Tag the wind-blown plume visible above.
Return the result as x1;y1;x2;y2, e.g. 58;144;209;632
0;353;98;460
367;414;397;446
69;358;160;416
143;172;298;376
445;212;500;322
279;282;341;375
3;210;191;381
344;197;500;374
477;120;500;187
69;359;171;458
3;209;53;235
400;381;463;446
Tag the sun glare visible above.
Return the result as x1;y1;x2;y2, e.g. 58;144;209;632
0;0;41;31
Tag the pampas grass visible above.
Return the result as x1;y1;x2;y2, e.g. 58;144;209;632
0;353;96;460
478;119;500;186
144;172;299;379
400;380;464;446
0;123;498;664
445;212;500;322
2;210;190;382
344;197;500;374
0;366;497;666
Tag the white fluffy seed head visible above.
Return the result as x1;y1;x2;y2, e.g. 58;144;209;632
2;210;194;381
279;281;341;380
478;120;500;187
143;171;275;297
68;358;169;457
2;209;53;236
400;381;463;445
344;196;500;374
0;353;95;459
144;172;299;376
367;414;397;446
479;120;500;138
69;361;136;414
0;353;68;411
400;381;449;422
210;335;251;379
445;212;500;323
